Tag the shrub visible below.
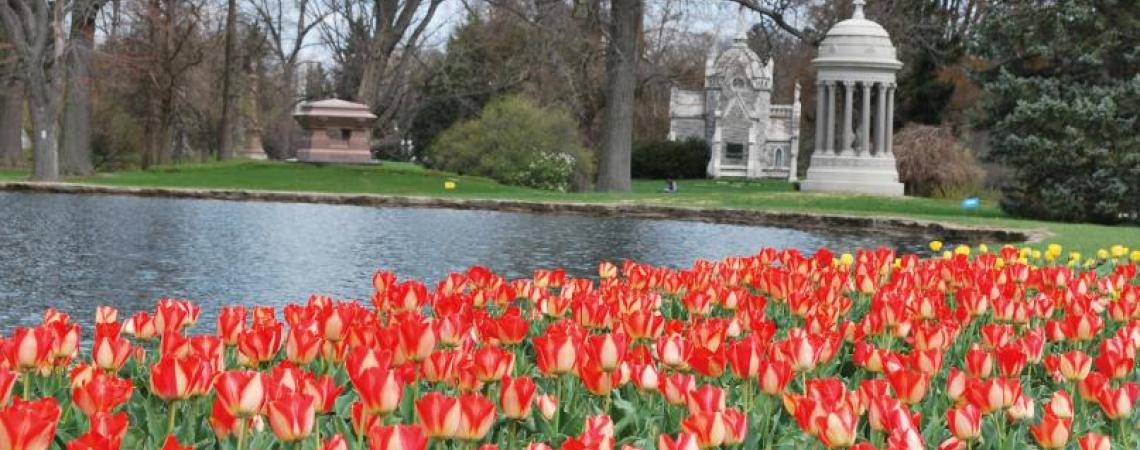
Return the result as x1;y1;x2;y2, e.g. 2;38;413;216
631;138;709;179
426;95;593;192
893;124;984;198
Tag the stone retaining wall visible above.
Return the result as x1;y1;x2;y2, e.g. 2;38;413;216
0;182;1046;244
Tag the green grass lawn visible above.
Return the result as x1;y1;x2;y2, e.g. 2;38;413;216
3;160;1138;253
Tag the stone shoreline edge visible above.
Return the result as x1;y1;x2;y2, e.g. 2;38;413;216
0;182;1048;245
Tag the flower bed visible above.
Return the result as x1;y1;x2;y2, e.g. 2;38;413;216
1;244;1139;450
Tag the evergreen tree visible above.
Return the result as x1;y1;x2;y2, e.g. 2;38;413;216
973;0;1140;224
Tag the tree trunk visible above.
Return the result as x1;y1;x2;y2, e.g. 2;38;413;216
60;4;99;176
217;0;238;160
595;0;641;192
0;79;25;168
27;83;61;181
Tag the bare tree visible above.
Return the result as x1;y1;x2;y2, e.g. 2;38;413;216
596;0;642;192
0;0;72;180
1;22;26;167
128;0;209;167
218;0;239;160
250;0;326;157
59;0;107;175
320;0;443;128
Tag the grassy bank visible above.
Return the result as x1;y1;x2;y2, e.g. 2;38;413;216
4;160;1137;253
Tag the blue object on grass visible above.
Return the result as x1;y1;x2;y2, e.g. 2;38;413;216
961;197;981;210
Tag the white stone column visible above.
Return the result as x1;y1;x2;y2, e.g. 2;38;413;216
860;81;871;157
886;83;896;157
815;82;826;153
841;81;854;155
876;82;887;155
825;81;836;155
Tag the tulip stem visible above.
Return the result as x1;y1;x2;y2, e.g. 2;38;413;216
236;417;247;450
21;373;29;399
167;401;178;436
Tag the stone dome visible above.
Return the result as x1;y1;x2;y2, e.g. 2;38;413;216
812;1;902;71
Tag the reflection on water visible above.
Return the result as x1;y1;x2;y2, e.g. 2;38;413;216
0;192;922;332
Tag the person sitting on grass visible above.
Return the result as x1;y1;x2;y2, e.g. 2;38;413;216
661;179;678;193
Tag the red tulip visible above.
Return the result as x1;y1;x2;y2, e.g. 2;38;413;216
685;384;726;415
885;367;929;405
323;434;349;450
351;366;404;417
657;432;699;450
68;412;128;450
536;394;558;421
396;318;436;363
963;347;993;379
1072;371;1106;401
583;332;628;373
159;435;192;450
757;358;794;395
209;398;242;440
946;404;981;441
456;394;496;441
500;376;537;420
95;306;118;325
267;391;316;442
533;328;580;376
661;373;696;405
149;355;212;401
125;312;158;341
655;334;691;370
1030;413;1072;449
46;321;80;364
576;353;621;396
0;397;61;450
285;326;323;365
368;424;429;450
237;323;283;367
72;372;133;416
1094;349;1133;380
1095;382;1139;420
345;346;393;381
622;311;664;342
218;306;247;346
680;412;727;448
91;326;131;372
815;407;858;449
722;408;747;445
1058;350;1093;381
5;327;54;373
304;374;344;415
415;392;460;439
1077;433;1111;450
470;345;513;382
214;370;269;418
489;309;529;345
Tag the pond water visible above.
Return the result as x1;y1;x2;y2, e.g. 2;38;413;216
0;191;924;332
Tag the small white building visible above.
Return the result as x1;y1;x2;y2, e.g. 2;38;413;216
668;26;802;181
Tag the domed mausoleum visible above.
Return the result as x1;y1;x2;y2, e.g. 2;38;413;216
800;0;905;196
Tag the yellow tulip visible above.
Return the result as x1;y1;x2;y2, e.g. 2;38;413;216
1111;245;1127;258
1131;250;1140;263
954;245;971;256
1097;249;1109;260
1047;244;1063;256
840;253;853;266
978;244;989;254
942;251;952;260
1032;250;1042;260
444;181;457;190
929;241;943;252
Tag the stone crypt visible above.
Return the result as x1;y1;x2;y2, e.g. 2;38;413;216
800;0;905;196
293;99;377;163
668;16;802;181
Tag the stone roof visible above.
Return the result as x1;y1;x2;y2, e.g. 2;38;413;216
812;1;902;71
294;99;378;119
